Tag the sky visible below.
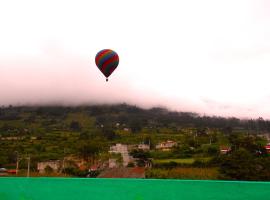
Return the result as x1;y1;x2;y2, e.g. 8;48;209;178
0;0;270;119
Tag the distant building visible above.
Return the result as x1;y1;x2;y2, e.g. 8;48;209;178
109;159;118;168
1;136;25;141
156;140;177;151
37;160;61;173
109;144;128;153
109;144;134;167
0;168;7;176
138;144;150;151
265;144;270;154
220;146;231;154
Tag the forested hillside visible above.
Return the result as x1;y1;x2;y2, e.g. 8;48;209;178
0;104;269;180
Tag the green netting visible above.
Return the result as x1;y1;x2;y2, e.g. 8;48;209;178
0;178;270;200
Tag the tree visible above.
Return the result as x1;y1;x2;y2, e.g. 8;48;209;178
78;142;100;164
70;121;81;131
219;149;270;181
102;127;118;140
45;165;54;174
130;149;151;167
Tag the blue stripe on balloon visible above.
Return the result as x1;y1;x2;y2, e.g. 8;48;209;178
97;51;116;67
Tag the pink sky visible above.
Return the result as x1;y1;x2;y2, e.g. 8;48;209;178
0;0;270;119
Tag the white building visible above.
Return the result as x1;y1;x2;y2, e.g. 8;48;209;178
108;159;118;168
138;144;150;151
156;140;177;151
37;160;61;173
109;144;133;167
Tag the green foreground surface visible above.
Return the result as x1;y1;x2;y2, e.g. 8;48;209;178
0;178;270;200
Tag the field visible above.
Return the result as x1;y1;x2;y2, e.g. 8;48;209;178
146;167;219;179
153;157;211;164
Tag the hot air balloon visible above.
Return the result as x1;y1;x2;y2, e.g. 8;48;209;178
95;49;119;82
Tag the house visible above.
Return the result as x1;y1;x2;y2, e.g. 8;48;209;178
156;140;177;151
138;144;150;151
109;143;128;153
123;128;130;132
63;156;87;170
109;144;134;167
220;146;231;154
109;159;118;168
37;160;61;173
265;144;270;154
1;136;25;141
0;168;7;176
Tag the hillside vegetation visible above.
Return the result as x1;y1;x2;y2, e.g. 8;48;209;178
0;104;269;180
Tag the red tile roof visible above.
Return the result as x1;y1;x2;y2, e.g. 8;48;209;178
98;167;145;178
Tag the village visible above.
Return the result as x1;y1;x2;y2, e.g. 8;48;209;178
8;140;178;178
1;105;270;180
2;136;270;178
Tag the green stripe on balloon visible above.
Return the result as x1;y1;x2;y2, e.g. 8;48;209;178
97;51;115;67
103;61;118;77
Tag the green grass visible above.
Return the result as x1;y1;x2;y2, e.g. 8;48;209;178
146;167;219;179
154;157;211;164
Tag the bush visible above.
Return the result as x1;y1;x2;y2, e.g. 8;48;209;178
64;167;89;177
219;149;270;181
127;162;135;167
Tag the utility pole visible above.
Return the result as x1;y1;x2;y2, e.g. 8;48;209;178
15;151;19;176
62;148;66;176
27;155;31;177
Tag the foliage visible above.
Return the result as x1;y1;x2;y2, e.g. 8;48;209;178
219;149;270;181
44;165;54;173
64;167;89;177
0;104;270;180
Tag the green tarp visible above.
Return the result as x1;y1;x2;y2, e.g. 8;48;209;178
0;178;270;200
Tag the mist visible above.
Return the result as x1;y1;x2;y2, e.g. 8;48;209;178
1;0;270;119
0;49;269;120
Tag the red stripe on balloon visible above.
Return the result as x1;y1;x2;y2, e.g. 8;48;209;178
95;49;111;64
101;54;119;72
109;66;116;75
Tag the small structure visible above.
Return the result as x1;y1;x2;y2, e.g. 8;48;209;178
265;144;270;154
123;128;130;132
1;136;25;141
156;140;177;151
37;160;61;173
0;168;7;176
138;144;150;151
109;144;134;167
109;144;128;153
109;159;118;168
220;146;231;154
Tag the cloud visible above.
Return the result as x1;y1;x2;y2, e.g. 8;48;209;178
0;48;270;119
0;0;270;119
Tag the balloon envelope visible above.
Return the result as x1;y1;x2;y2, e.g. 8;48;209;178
95;49;119;79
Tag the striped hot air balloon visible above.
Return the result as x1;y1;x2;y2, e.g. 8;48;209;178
95;49;119;82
